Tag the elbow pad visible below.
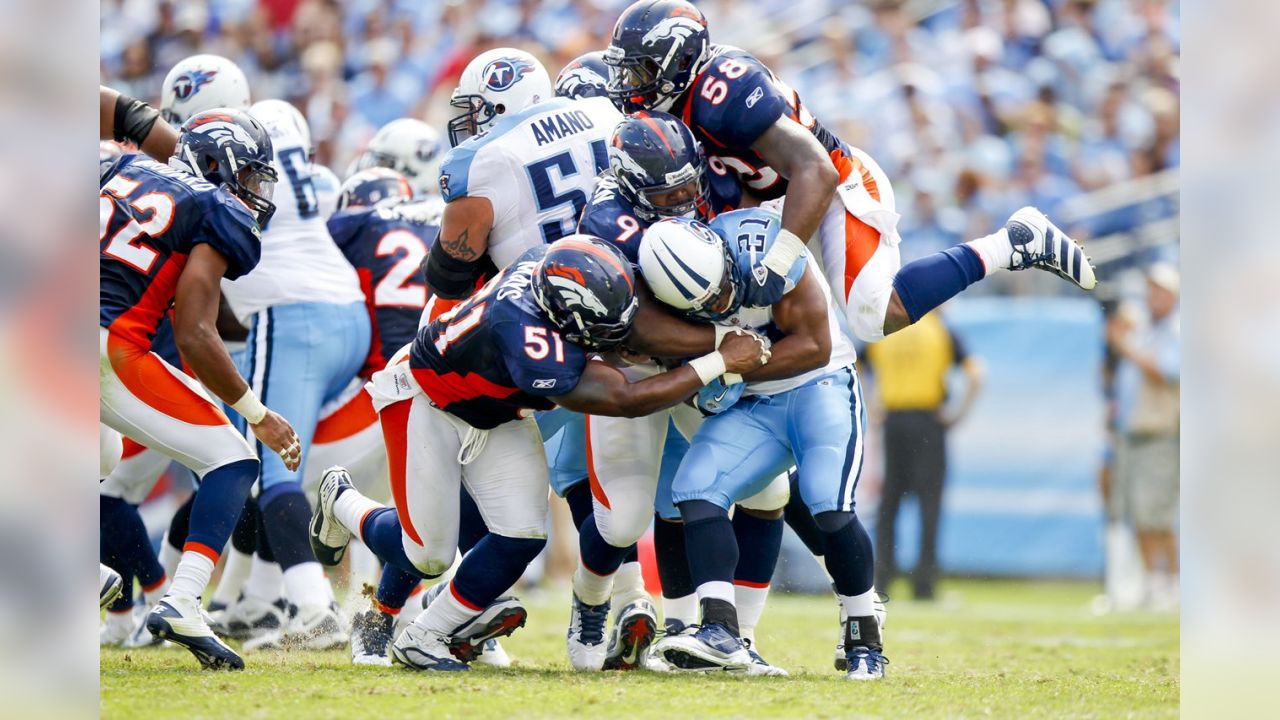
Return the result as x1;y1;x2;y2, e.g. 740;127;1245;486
113;93;162;146
423;239;492;299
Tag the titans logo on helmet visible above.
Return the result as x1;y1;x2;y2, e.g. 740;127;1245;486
483;58;535;92
172;69;219;101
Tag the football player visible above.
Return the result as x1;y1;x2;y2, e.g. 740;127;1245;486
565;111;788;674
638;209;886;679
604;0;1096;346
100;108;300;670
350;118;446;200
309;237;770;671
554;51;613;100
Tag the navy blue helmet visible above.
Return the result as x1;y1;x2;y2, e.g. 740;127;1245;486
604;0;710;113
532;235;638;351
555;52;612;100
608;111;707;222
337;167;414;212
170;108;278;224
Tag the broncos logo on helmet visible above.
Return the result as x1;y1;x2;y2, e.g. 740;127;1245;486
172;69;219;101
483;58;536;92
187;113;262;153
641;16;704;48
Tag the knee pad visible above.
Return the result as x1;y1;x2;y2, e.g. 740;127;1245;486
737;473;791;513
814;510;854;534
404;540;455;578
593;500;652;549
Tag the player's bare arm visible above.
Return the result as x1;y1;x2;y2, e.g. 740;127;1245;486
623;284;717;359
553;331;768;418
741;266;832;383
99;85;179;161
424;196;495;299
173;243;301;469
751;117;838;243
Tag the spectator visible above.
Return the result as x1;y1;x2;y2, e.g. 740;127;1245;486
1107;263;1180;610
863;310;984;600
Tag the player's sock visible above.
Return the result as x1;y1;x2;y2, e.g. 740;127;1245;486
576;515;632;594
783;471;826;557
359;507;435;580
456;486;489;555
964;228;1013;276
732;510;783;644
449;534;545;613
210;500;258;606
158;532;182;580
678;500;740;635
332;485;382;538
375;565;423;615
653;517;697;629
171;459;258;599
612;560;646;605
563;480;594;530
662;593;698;630
814;510;875;600
573;560;614;606
260;485;332;609
415;581;479;636
891;244;987;324
838;588;878;620
243;553;284;601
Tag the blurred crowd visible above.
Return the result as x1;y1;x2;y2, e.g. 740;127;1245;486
100;0;1179;288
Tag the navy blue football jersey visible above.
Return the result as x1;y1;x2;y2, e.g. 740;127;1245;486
100;154;261;347
674;45;849;200
409;247;588;430
328;202;440;377
577;166;742;266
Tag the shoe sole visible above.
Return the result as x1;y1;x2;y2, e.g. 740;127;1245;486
146;614;244;671
603;612;656;671
308;507;347;567
391;644;470;671
655;639;749;672
449;606;527;662
100;574;124;610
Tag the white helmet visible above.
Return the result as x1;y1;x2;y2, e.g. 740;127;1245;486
352;118;444;197
249;99;311;156
160;54;251;124
447;48;552;147
638;217;741;321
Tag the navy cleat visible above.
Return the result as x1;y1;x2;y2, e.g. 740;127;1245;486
146;595;244;670
653;622;752;672
841;615;888;680
1004;207;1097;290
603;597;658;671
99;564;123;610
391;623;469;672
309;467;354;566
566;594;610;671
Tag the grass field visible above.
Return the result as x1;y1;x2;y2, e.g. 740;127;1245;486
101;579;1177;719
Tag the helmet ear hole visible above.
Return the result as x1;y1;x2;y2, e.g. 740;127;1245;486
494;103;507;115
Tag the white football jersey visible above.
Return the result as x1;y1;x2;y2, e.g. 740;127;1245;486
437;96;623;270
221;122;363;322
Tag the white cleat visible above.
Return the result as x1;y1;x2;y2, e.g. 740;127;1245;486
309;467;354;566
210;594;289;641
471;638;512;668
653;623;752;672
146;595;243;670
100;610;133;647
743;639;789;677
448;596;527;663
835;590;888;671
1004;206;1097;290
603;597;658;671
391;623;468;672
246;602;348;651
100;564;124;610
566;594;610;671
350;609;394;666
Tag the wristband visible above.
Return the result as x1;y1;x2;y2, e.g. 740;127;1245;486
722;372;743;385
713;324;737;349
232;389;268;425
762;229;806;277
687;352;727;386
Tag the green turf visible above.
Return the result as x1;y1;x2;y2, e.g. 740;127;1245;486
100;579;1177;719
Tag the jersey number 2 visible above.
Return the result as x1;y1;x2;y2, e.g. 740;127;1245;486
374;230;428;308
100;174;175;274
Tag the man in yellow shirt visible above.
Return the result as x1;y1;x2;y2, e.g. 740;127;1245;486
863;311;983;600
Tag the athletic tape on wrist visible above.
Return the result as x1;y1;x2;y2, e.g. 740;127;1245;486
232;389;268;425
688;352;727;386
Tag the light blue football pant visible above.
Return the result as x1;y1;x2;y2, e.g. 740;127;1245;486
671;366;866;516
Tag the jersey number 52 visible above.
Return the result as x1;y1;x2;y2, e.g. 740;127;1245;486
100;174;175;274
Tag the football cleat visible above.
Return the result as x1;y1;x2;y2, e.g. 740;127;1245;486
653;623;752;672
124;614;165;648
309;467;354;566
210;595;288;641
603;597;658;671
742;638;788;677
835;590;888;671
566;594;610;671
447;596;527;663
391;623;469;671
471;638;512;668
351;609;394;666
841;615;888;681
100;609;133;647
245;602;348;652
100;564;124;610
146;595;244;670
1004;207;1097;290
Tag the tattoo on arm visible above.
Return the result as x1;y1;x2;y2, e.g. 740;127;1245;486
440;228;478;261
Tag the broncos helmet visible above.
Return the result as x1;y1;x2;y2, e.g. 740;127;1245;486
638;217;742;322
609;111;707;222
532;236;639;351
169;109;278;225
555;51;611;100
337;168;413;212
605;0;710;113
